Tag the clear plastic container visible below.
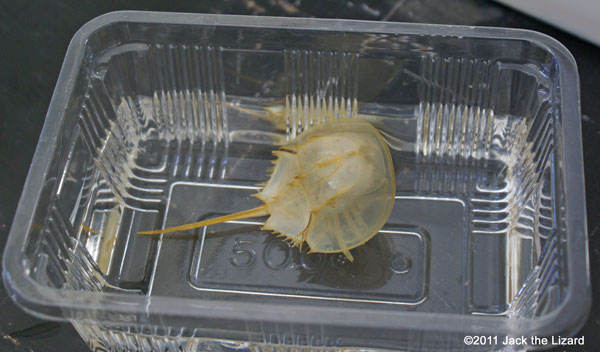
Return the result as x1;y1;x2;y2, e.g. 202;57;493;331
2;11;590;351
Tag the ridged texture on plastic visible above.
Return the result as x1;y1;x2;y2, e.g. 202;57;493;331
284;50;358;139
74;323;352;352
38;205;106;291
80;44;229;209
416;57;498;162
416;55;560;314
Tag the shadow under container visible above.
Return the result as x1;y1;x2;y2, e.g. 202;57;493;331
2;11;590;352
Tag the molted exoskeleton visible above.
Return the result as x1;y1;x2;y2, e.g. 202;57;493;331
140;118;395;261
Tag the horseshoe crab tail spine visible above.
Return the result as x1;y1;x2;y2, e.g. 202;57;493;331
138;206;268;235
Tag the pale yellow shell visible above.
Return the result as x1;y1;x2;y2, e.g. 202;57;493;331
140;118;396;261
255;118;395;260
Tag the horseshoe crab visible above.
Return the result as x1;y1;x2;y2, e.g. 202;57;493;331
139;118;395;261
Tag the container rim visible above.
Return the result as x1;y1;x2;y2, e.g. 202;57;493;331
2;11;590;337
